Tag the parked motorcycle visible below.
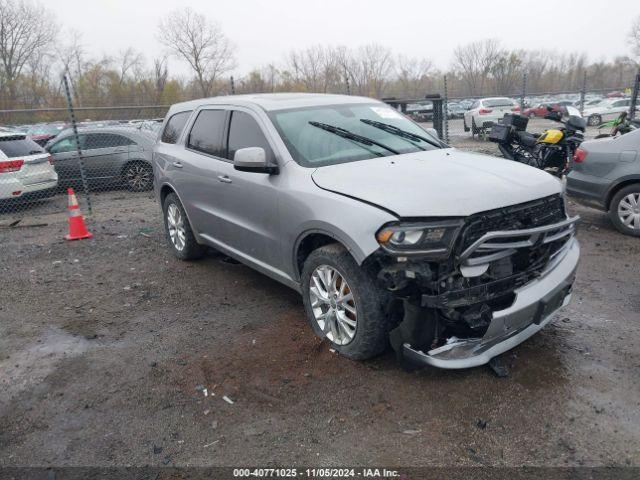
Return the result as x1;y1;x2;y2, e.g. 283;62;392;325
595;111;638;138
488;106;586;177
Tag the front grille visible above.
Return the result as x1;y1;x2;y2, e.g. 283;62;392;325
459;194;565;251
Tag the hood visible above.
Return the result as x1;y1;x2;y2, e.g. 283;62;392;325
311;149;562;217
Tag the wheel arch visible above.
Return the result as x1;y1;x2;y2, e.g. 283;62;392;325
605;177;640;210
293;228;368;282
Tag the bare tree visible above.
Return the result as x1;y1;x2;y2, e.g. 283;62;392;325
346;44;394;97
395;55;435;97
451;39;501;96
629;15;640;60
152;57;169;102
117;47;144;85
490;50;523;94
157;8;236;97
0;0;57;103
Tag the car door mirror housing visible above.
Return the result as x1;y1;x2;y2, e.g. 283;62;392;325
233;147;278;174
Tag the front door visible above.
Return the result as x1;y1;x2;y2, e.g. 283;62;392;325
213;110;283;273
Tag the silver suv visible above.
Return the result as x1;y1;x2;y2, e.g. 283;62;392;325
153;93;580;369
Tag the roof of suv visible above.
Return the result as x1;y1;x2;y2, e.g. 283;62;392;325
169;93;381;113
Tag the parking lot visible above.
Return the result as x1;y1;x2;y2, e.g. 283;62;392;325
1;184;639;467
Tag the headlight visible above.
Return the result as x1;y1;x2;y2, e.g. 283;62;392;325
376;220;464;258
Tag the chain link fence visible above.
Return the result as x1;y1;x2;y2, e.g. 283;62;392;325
1;71;639;226
0;77;167;224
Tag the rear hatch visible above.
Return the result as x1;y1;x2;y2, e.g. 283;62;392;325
0;135;57;185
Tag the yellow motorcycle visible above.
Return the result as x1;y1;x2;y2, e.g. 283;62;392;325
489;106;586;177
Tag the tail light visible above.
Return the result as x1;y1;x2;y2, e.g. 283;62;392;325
478;108;493;115
0;159;25;173
573;148;587;163
512;106;521;112
48;155;54;164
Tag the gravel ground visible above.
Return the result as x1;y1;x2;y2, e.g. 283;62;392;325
1;138;639;469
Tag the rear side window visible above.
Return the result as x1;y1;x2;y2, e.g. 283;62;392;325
161;111;192;144
0;136;44;158
226;111;274;161
85;133;133;150
187;110;227;157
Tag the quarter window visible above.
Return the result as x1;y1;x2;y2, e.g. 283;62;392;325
161;111;192;144
226;111;273;162
187;110;226;157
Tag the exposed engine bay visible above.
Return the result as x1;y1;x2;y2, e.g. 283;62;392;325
367;194;577;361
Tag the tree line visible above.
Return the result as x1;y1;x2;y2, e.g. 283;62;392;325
1;1;640;118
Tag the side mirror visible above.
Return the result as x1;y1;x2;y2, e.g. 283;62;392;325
233;147;277;174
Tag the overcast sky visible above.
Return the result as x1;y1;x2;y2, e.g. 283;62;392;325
54;0;639;76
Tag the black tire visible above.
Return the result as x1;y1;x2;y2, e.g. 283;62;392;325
301;243;393;360
162;193;206;260
608;184;640;237
588;114;602;126
123;161;153;192
528;112;536;118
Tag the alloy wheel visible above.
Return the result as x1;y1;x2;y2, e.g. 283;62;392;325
618;192;640;230
309;265;357;346
166;203;186;251
125;164;152;191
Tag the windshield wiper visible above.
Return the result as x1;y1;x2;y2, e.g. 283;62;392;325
360;119;442;148
308;121;399;155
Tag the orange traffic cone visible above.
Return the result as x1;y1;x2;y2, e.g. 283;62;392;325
64;188;93;241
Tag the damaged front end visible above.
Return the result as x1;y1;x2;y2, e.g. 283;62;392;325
372;194;580;369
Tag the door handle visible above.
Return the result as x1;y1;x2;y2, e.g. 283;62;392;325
114;148;126;153
217;175;232;183
172;161;183;168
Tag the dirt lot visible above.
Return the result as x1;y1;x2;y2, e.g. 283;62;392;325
1;141;640;469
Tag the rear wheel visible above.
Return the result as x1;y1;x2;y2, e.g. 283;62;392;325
609;185;640;236
301;243;393;360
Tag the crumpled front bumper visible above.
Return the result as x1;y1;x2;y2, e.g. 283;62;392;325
403;237;580;369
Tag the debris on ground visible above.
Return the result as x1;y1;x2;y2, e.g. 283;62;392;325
488;356;509;378
222;395;234;405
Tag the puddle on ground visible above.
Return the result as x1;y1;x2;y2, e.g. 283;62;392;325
0;328;90;404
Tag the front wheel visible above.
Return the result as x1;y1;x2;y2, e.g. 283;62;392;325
301;244;393;360
609;185;640;236
588;114;602;126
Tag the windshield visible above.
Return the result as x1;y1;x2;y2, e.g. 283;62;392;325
268;103;441;167
28;124;64;136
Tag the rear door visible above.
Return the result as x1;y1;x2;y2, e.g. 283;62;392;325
171;108;228;241
83;133;133;186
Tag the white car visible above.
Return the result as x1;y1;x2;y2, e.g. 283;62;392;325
0;132;58;201
583;98;632;126
463;97;520;135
